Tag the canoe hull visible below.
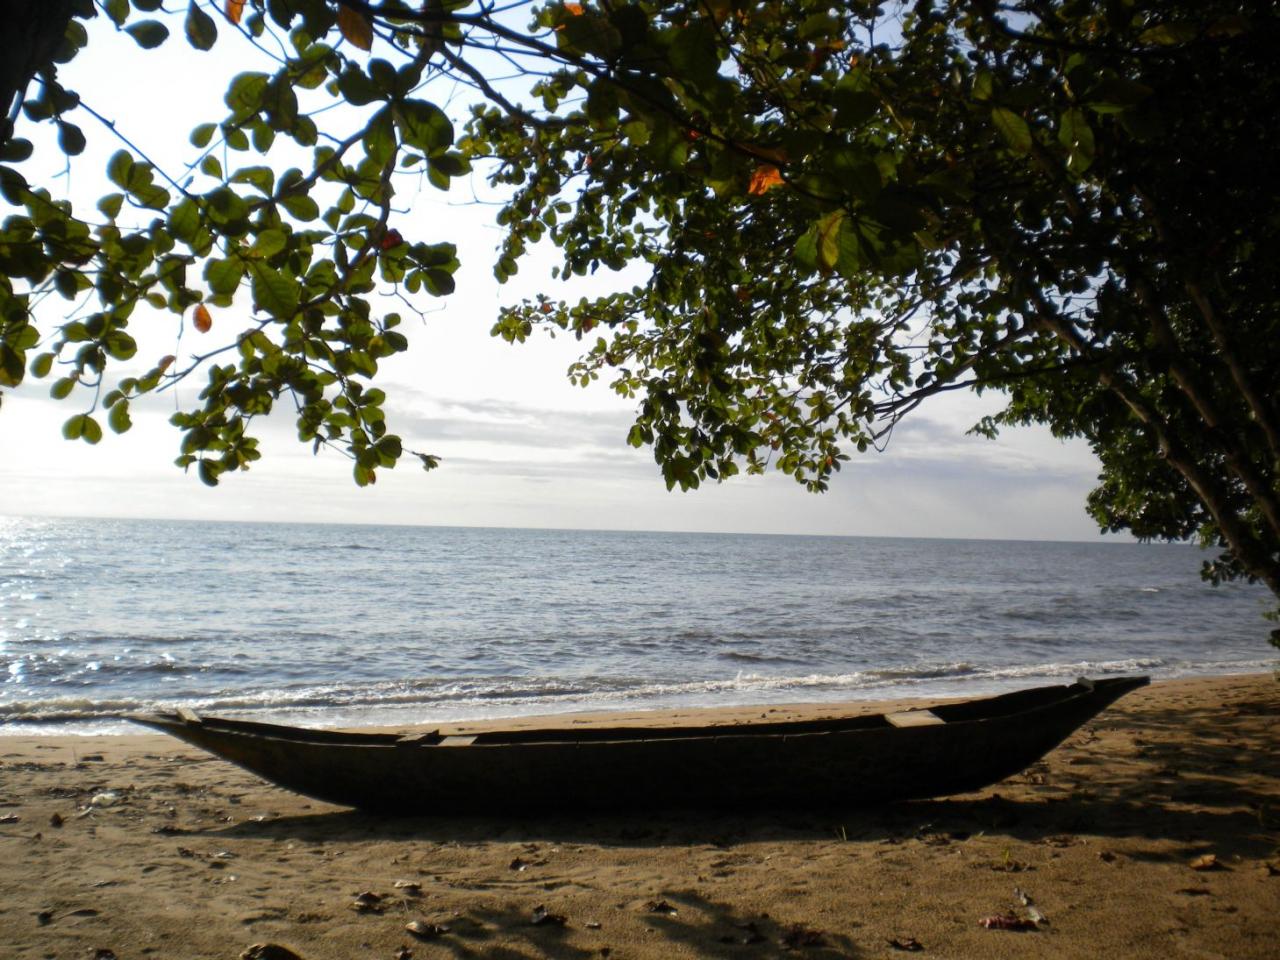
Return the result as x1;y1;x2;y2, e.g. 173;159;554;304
129;676;1148;814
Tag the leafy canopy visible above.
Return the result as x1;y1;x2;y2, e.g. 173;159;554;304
1;0;1278;639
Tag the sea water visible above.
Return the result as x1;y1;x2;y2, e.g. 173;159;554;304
0;516;1273;734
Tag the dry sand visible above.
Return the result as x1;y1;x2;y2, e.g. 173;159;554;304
1;673;1277;960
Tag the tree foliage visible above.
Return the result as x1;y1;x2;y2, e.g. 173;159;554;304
1;0;1278;639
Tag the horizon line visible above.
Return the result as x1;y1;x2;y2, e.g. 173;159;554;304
1;511;1169;547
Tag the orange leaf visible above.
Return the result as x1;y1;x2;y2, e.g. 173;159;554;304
565;3;585;14
193;304;213;333
747;164;784;195
225;0;245;25
157;355;176;373
337;5;374;51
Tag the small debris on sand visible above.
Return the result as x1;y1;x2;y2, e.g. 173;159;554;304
405;919;449;940
532;904;568;926
978;913;1039;931
351;892;386;914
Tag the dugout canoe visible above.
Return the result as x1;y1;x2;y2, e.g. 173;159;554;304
128;675;1148;814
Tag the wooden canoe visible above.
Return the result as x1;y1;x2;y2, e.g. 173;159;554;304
128;675;1148;814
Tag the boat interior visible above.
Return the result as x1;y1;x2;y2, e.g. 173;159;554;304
134;679;1104;747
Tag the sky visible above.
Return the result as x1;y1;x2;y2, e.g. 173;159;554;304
0;7;1110;541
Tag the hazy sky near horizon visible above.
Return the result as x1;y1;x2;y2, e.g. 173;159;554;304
0;10;1109;541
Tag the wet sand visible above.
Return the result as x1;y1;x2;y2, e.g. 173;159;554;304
2;673;1277;959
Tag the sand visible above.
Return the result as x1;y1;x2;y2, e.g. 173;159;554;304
1;673;1277;960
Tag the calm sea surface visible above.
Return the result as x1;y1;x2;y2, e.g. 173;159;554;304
0;517;1274;734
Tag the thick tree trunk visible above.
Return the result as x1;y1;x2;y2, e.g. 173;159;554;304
0;0;76;147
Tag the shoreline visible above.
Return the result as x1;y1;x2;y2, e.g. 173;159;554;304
7;666;1276;738
3;673;1277;959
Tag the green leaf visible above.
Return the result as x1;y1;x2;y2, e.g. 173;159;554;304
1058;108;1095;173
62;413;102;444
972;68;994;101
368;58;397;93
168;197;201;243
205;257;245;296
825;147;881;203
125;20;170;49
0;345;24;387
57;122;86;157
585;78;619;127
426;164;449;191
395;99;453;154
190;123;217;148
1086;78;1153;114
0;137;33;163
197;459;220;486
225;72;270;119
374;434;402;463
429;153;469;178
991;107;1032;154
794;224;819;272
106;150;134;189
184;1;218;51
251;121;276;153
423;269;455;296
280;193;319;221
108;400;133;434
250;264;300;318
95;195;125;223
230;164;275;194
206;186;249;226
248;228;288;258
337;67;380;106
363;107;396;165
832;219;864;279
30;352;54;378
816;210;845;272
104;330;137;360
667;19;717;83
1139;22;1198;46
50;377;77;399
104;0;128;27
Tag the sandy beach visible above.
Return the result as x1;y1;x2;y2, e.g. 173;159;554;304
2;673;1277;959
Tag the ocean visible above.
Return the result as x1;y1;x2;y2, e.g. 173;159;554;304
0;516;1274;734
